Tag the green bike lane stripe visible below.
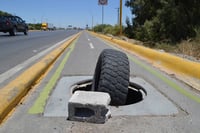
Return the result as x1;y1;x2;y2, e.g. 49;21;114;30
100;37;200;104
128;55;200;104
28;39;78;114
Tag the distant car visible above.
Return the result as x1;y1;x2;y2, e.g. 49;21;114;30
0;15;28;36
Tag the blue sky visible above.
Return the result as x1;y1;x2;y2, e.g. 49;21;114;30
0;0;132;28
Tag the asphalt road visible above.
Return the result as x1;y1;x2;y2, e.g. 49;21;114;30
0;31;200;133
0;30;79;85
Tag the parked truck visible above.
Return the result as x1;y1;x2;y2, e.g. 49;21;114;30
41;22;55;31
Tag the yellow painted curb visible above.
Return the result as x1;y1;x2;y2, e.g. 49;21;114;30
90;32;200;79
0;32;81;123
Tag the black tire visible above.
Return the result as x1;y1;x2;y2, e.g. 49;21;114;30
24;28;28;35
92;49;130;105
9;27;17;36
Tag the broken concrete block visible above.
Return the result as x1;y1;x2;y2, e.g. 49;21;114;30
68;91;111;124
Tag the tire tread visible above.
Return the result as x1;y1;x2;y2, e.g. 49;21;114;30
92;49;130;105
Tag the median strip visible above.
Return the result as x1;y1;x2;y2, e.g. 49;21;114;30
128;55;200;104
90;32;200;90
0;33;81;123
90;32;200;104
28;38;77;114
90;32;200;78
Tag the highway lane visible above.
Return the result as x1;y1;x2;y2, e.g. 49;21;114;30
0;31;200;132
0;30;79;74
0;30;79;85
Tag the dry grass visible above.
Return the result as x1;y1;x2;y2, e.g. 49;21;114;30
154;43;177;53
119;34;200;60
176;40;200;60
152;37;200;60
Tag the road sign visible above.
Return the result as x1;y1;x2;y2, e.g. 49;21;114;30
98;0;108;5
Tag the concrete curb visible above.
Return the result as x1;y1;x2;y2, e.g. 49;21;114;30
0;32;81;123
90;32;200;79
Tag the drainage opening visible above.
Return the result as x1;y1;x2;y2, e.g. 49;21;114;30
71;79;147;106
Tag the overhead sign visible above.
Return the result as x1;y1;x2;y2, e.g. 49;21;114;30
98;0;108;5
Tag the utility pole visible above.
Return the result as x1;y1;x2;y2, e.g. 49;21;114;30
119;0;122;35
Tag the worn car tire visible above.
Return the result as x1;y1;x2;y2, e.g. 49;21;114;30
92;49;130;105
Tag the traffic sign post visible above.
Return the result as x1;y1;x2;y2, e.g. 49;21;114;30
98;0;108;32
98;0;108;5
98;0;122;35
102;6;104;25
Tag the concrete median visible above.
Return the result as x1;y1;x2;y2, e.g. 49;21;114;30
0;33;81;123
90;32;200;89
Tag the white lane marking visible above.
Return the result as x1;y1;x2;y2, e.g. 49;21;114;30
33;50;37;53
0;35;75;84
84;31;94;49
33;45;51;53
89;42;94;49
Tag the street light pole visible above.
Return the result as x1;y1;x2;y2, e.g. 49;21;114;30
119;0;122;35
